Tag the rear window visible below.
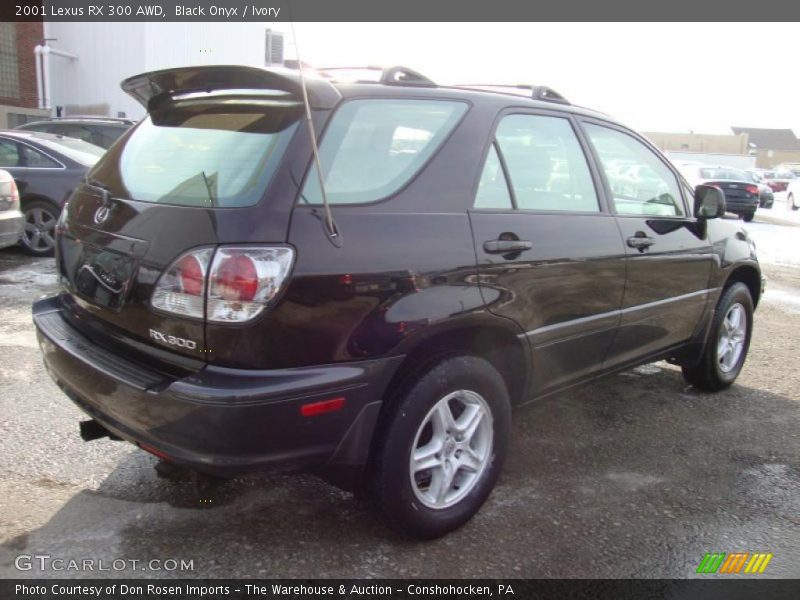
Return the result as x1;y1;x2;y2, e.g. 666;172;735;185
88;107;301;207
302;99;467;204
699;167;748;181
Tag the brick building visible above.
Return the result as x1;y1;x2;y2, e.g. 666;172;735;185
0;22;48;128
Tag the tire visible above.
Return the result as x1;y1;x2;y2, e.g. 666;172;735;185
682;282;753;392
742;212;755;222
370;355;511;539
20;200;59;256
789;193;798;211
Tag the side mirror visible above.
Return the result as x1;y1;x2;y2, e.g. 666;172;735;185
694;184;726;219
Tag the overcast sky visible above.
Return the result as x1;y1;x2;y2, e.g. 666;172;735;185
292;22;800;136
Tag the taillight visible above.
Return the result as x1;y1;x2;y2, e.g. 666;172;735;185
151;246;294;323
207;247;294;323
177;254;205;296
745;184;759;196
212;254;258;301
150;248;213;319
0;176;19;211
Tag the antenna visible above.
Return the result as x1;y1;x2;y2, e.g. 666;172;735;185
289;22;337;240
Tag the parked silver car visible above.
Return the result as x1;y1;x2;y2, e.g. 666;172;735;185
0;169;23;249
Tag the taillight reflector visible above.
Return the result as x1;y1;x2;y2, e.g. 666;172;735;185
215;254;258;301
177;254;204;296
300;397;346;417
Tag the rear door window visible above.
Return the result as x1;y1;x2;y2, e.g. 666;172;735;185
474;144;513;209
474;114;600;212
20;144;61;168
302;99;467;204
51;123;94;143
0;139;20;167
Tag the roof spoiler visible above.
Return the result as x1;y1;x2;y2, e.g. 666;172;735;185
121;65;342;113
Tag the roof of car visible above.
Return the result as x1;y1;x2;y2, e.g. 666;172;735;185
0;129;71;142
20;118;132;127
122;64;621;127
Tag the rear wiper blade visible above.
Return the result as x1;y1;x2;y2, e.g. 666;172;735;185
201;171;216;207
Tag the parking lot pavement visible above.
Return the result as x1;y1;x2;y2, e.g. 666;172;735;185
754;197;800;228
0;231;798;580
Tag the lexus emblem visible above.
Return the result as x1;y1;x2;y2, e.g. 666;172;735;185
93;206;111;225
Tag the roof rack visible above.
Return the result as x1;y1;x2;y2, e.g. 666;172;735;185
453;84;570;105
314;65;436;87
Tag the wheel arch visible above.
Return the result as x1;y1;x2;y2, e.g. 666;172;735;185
20;193;61;212
725;264;762;308
382;318;531;410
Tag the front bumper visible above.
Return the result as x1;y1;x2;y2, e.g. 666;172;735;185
33;296;402;480
0;210;23;249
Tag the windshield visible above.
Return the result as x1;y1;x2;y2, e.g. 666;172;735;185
87;106;301;207
36;136;105;166
699;167;748;181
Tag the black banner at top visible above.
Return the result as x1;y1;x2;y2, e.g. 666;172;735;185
3;0;800;22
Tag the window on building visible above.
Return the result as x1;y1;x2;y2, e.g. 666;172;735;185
7;113;42;129
0;23;19;99
265;29;284;66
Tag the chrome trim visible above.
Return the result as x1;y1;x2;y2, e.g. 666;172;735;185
521;288;718;343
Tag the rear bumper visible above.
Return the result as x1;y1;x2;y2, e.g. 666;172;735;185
0;210;23;249
33;296;402;482
725;198;759;214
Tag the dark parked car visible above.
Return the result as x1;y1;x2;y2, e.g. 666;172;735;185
33;65;763;538
744;170;774;209
0;130;103;255
680;165;760;221
0;169;23;249
16;117;134;150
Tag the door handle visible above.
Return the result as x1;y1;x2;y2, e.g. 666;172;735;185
483;239;533;254
626;233;655;250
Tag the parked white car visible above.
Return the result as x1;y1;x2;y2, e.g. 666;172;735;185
0;169;23;250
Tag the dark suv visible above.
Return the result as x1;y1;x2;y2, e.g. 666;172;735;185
33;65;763;538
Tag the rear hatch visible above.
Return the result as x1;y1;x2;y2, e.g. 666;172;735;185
55;65;340;369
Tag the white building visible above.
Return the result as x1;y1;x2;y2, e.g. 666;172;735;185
40;22;288;120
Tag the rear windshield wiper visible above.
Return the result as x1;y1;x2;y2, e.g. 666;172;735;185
201;171;216;207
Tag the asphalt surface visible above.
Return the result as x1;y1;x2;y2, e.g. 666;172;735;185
0;214;798;579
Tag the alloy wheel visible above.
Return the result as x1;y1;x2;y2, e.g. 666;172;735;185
23;207;57;253
717;302;747;373
409;389;493;509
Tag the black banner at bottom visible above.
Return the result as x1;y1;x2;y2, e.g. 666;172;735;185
3;579;800;600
